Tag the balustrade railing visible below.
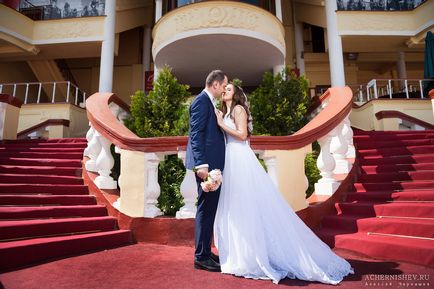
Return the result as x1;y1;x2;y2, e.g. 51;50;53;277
0;81;86;106
84;87;354;219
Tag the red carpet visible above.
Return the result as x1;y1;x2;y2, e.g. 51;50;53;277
0;138;132;272
315;130;434;267
1;243;433;289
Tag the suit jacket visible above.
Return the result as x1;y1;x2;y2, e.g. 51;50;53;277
185;90;225;171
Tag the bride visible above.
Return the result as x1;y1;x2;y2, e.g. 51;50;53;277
213;82;354;285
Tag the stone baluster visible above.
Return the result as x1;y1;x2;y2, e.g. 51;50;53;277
83;124;94;157
85;127;102;172
315;129;340;195
144;152;164;217
94;132;117;189
330;122;351;174
176;151;198;219
259;152;278;188
342;115;355;158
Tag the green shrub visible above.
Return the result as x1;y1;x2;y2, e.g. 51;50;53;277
250;67;320;197
250;67;310;136
124;66;190;215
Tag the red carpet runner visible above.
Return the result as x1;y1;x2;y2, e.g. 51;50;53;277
316;130;434;267
0;138;131;271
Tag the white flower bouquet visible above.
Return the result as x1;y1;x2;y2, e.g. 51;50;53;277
200;169;222;192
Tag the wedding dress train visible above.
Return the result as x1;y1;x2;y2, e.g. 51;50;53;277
214;115;354;285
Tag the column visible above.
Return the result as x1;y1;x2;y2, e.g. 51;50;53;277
294;22;305;75
325;0;345;87
98;0;116;92
275;0;282;22
397;51;407;90
155;0;163;22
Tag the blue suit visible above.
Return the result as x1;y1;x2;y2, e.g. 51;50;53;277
186;90;225;261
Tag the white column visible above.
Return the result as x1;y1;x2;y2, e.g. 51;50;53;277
98;0;116;92
275;0;282;22
294;22;305;75
155;0;163;22
176;151;198;219
325;0;345;87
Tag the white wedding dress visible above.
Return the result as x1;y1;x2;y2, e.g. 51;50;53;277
214;115;354;285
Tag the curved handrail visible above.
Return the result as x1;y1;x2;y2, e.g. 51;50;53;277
375;111;434;130
86;87;353;152
430;89;434;99
17;119;70;138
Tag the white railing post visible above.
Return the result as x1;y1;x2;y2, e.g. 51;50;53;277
83;124;94;157
388;80;393;99
419;80;424;98
75;86;79;105
13;84;16;97
85;128;102;172
37;83;42;103
314;129;340;196
144;152;164;217
94;133;117;189
405;79;409;99
0;84;3;93
373;79;378;99
24;83;29;104
52;82;56;103
331;121;352;174
66;81;71;103
176;151;198;219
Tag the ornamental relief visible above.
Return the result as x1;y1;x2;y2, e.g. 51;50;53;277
38;22;100;40
173;6;259;32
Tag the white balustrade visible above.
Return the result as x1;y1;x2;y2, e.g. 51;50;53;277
85;128;102;172
314;129;340;195
330;122;351;174
94;133;117;189
144;152;164;217
176;151;198;219
342;115;356;158
83;124;94;157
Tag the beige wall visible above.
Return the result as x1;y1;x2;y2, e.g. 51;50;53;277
19;103;89;138
350;99;434;131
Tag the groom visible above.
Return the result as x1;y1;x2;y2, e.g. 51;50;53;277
186;70;228;272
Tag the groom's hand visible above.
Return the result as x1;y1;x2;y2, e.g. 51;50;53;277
196;167;209;180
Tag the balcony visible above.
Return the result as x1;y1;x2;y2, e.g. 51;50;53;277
152;1;285;86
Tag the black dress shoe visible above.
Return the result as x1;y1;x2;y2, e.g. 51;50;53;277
194;258;221;272
210;252;220;264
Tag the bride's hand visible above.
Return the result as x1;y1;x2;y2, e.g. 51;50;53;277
215;109;224;126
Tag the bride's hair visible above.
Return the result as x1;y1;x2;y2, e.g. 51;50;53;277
221;82;253;136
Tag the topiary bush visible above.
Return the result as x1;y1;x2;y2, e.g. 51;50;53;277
249;67;320;197
124;66;190;215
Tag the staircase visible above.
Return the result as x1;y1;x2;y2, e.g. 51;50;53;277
0;138;132;271
316;130;434;267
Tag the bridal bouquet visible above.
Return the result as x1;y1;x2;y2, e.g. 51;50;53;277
200;169;222;192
